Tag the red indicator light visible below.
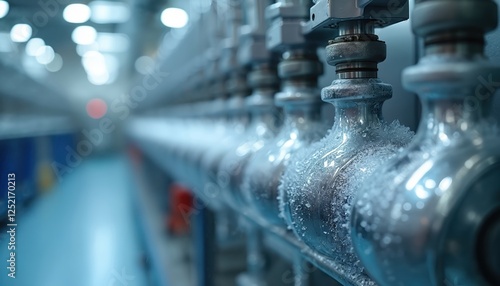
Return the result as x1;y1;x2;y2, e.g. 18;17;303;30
86;98;107;119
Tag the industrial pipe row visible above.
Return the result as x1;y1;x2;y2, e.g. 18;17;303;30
127;0;500;285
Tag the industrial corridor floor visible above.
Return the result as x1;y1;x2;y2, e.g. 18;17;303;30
0;154;188;286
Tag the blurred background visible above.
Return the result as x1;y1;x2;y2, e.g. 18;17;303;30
0;0;499;286
0;1;199;285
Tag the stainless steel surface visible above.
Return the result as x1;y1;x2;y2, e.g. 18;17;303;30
2;0;468;286
124;1;416;285
279;12;413;283
411;0;497;37
123;1;498;285
242;0;327;226
485;0;500;125
242;103;326;224
238;0;276;66
215;0;282;213
279;91;413;259
245;210;374;286
308;0;409;32
351;1;500;285
217;105;281;209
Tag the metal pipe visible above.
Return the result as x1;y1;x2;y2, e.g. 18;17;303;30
280;0;411;283
351;0;500;285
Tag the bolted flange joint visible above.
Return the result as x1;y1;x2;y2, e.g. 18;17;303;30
403;0;500;97
275;50;324;106
322;19;392;103
245;63;280;110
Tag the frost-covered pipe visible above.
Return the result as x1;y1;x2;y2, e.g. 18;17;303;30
279;12;413;286
351;0;500;285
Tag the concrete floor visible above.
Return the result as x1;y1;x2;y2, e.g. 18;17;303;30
0;155;149;286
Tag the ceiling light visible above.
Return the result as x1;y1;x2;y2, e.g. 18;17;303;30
10;24;32;43
102;53;119;84
63;4;91;24
26;38;45;56
0;1;9;19
35;45;55;65
82;51;109;85
72;26;97;45
96;33;129;53
82;50;106;73
89;1;130;24
87;72;109;85
76;42;99;56
161;8;189;28
45;53;63;72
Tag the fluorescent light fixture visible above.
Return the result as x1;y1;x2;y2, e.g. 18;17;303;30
88;72;109;85
72;26;97;45
26;38;45;56
0;1;9;19
82;51;118;85
10;24;32;43
103;53;119;83
63;4;91;23
161;8;188;28
76;33;129;55
82;51;109;85
96;33;129;53
45;53;63;72
35;46;55;65
76;42;99;56
82;51;106;74
89;1;130;24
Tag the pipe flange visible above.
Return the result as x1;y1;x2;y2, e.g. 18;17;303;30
477;208;500;284
321;78;392;102
325;40;386;66
412;0;498;37
278;59;323;79
245;92;276;110
403;57;500;95
248;68;279;89
274;88;322;106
